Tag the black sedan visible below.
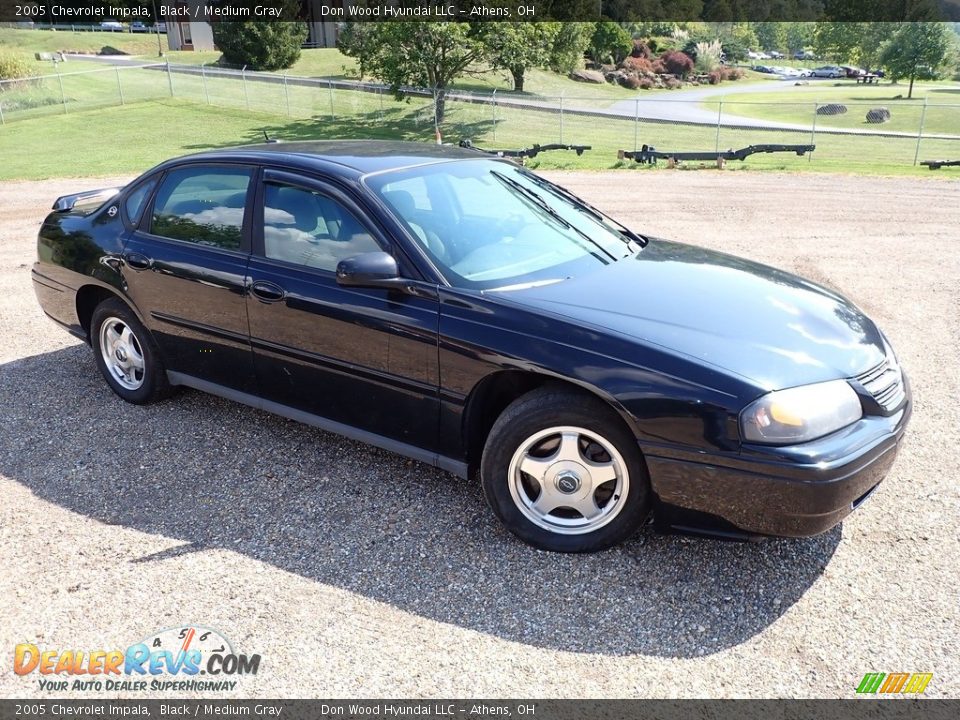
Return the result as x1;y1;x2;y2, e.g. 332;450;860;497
31;141;910;552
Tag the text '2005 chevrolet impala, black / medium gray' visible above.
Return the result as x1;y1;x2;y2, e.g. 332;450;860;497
31;140;911;552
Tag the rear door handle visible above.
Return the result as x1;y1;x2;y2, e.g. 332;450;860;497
124;252;152;270
250;280;286;303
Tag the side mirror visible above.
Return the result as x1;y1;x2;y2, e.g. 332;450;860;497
335;252;404;289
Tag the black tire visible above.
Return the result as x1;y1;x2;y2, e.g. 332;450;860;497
480;387;651;553
90;298;171;404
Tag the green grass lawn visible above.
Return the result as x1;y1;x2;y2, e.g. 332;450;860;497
706;81;960;136
1;27;164;57
3;92;959;182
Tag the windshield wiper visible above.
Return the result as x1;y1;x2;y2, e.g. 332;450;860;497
519;171;648;249
490;171;618;261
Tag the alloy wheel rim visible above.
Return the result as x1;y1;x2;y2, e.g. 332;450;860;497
507;425;629;536
99;317;145;391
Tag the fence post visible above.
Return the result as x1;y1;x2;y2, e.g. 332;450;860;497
559;91;565;143
201;63;210;105
115;66;124;105
378;86;384;122
914;96;928;166
492;88;498;142
57;67;67;114
634;98;640;151
809;103;818;162
283;73;291;116
166;59;173;97
0;97;5;125
715;99;723;153
328;79;335;119
242;66;249;110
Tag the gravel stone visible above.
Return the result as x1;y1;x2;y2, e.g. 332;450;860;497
0;172;958;698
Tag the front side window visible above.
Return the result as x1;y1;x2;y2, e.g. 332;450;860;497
262;183;380;271
366;160;635;289
151;166;252;251
123;178;156;225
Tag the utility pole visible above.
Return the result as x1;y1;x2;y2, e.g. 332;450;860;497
151;0;164;57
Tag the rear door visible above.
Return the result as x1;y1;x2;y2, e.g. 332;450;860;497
245;169;440;451
123;163;256;391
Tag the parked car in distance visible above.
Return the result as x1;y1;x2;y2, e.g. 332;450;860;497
100;20;123;31
31;141;912;553
810;65;846;78
767;50;784;59
130;21;148;32
794;49;817;60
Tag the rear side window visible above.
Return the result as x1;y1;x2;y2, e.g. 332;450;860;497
150;166;252;250
124;178;156;225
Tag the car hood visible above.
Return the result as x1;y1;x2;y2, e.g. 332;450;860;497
493;239;886;391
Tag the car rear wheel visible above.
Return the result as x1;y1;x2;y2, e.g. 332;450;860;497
91;298;171;404
480;387;650;553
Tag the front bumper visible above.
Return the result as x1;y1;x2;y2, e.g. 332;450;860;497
644;391;912;539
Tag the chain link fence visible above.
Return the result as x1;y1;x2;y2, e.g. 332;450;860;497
2;62;959;172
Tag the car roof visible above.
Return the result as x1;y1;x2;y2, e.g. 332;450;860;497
179;140;487;177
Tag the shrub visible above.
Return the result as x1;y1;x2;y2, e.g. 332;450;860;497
651;57;666;74
212;1;307;71
637;76;655;89
665;77;683;89
694;39;723;73
721;67;746;81
708;70;722;85
589;21;633;64
0;52;31;83
620;73;642;89
621;56;654;73
659;50;694;78
630;39;651;58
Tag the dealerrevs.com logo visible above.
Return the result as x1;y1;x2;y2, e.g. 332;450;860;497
856;672;933;695
14;625;261;692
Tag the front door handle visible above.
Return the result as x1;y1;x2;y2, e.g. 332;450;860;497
124;252;152;270
250;280;286;303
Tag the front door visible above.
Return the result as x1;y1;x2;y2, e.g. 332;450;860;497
245;170;440;451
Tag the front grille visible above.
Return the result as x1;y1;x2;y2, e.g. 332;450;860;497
856;357;905;412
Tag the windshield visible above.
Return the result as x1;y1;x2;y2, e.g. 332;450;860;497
364;159;638;290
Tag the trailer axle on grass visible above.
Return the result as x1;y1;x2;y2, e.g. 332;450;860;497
459;140;592;160
921;159;960;170
619;144;817;166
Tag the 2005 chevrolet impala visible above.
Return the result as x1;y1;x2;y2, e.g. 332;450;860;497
31;141;910;552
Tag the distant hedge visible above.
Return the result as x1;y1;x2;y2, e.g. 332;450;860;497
0;52;31;83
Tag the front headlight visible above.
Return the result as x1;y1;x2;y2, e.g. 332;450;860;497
740;380;863;445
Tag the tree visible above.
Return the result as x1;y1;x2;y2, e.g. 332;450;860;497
588;21;633;65
337;23;381;80
752;22;787;52
548;23;595;74
479;23;561;93
211;1;306;71
879;22;952;98
363;23;486;125
786;22;815;54
814;22;898;69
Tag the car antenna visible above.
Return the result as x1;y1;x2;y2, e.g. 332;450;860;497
263;130;280;144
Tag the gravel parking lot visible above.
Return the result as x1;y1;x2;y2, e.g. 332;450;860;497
1;171;958;698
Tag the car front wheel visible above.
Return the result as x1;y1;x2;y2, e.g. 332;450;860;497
91;298;171;404
480;387;651;553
